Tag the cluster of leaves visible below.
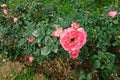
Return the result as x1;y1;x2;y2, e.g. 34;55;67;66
0;0;120;79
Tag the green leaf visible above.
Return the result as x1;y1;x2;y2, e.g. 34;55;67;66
113;20;118;24
79;74;86;80
45;36;53;45
98;51;106;60
41;46;51;55
33;49;40;56
106;63;114;70
51;45;58;53
112;42;118;46
114;77;120;80
90;55;98;63
94;60;101;68
101;65;105;69
87;73;92;80
105;52;115;63
102;70;111;80
17;38;26;46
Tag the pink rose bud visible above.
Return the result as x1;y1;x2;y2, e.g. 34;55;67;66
52;27;63;37
3;9;8;15
28;55;34;63
108;11;117;18
1;4;7;7
13;17;18;23
71;22;80;29
28;37;35;43
68;50;79;59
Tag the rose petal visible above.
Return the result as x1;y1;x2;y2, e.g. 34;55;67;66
52;27;63;37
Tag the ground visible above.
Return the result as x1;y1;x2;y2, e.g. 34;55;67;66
0;54;120;80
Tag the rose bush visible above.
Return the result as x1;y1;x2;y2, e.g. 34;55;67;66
0;0;120;79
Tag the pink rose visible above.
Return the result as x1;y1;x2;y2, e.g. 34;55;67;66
108;11;117;18
68;50;79;59
52;27;63;37
71;22;79;29
3;9;8;15
28;55;34;63
28;37;35;43
60;27;87;51
13;17;18;23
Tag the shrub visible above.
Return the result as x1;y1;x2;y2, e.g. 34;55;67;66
0;0;120;79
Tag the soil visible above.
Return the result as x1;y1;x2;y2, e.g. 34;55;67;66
0;54;120;80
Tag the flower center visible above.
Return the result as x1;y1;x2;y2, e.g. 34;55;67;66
70;38;75;43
